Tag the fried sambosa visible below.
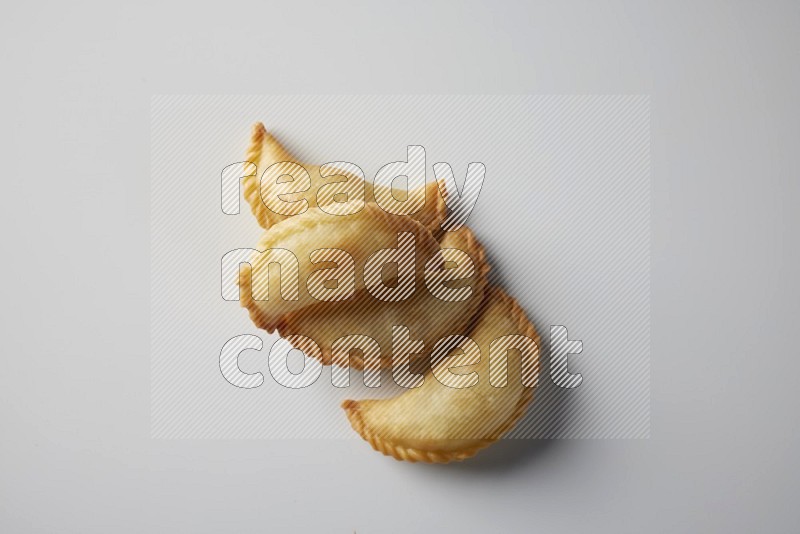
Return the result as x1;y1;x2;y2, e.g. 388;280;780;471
238;204;441;332
243;123;446;232
275;226;490;369
342;287;540;463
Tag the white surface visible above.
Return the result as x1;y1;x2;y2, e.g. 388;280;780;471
1;1;799;532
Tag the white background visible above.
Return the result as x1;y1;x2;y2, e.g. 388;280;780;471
2;1;798;532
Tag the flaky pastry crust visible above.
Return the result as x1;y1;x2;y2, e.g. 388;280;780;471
239;203;441;332
342;287;540;463
243;123;447;233
274;225;490;369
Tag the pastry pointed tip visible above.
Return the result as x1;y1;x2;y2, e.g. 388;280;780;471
251;122;267;141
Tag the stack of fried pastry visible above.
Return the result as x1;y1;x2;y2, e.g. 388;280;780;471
238;123;540;463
